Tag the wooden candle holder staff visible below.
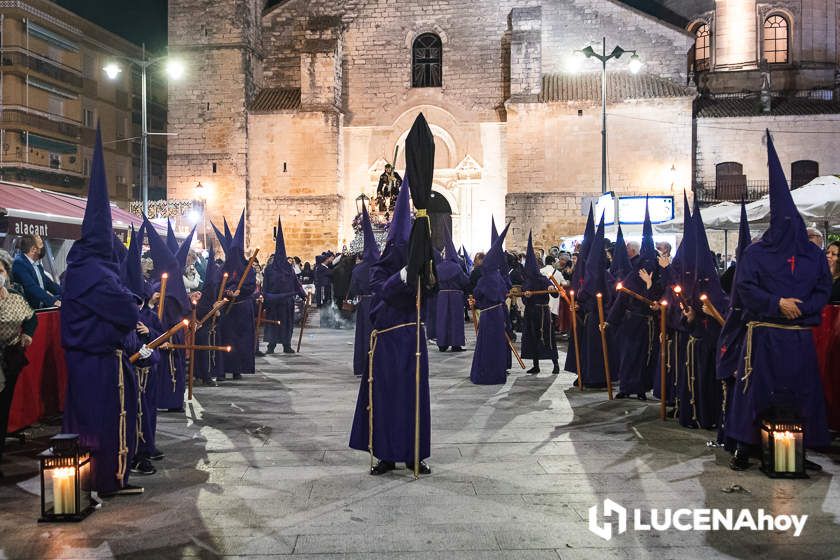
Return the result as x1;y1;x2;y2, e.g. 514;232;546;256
468;295;525;369
129;319;189;363
596;293;613;400
700;294;726;326
157;273;168;322
569;290;582;390
659;300;668;421
615;282;656;307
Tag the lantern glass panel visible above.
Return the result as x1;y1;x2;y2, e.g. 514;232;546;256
760;416;807;479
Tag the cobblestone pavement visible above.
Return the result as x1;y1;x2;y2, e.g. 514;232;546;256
1;327;838;559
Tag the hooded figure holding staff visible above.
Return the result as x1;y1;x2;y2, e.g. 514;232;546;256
520;232;560;374
261;215;307;355
349;201;380;376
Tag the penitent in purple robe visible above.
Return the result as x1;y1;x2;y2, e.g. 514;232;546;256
61;127;140;494
263;266;306;350
349;267;431;462
470;269;510;385
435;259;470;350
725;242;831;447
220;269;256;376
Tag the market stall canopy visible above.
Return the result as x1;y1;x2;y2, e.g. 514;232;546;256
654;175;840;233
0;181;166;240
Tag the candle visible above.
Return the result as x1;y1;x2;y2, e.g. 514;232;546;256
52;467;76;515
774;432;787;473
785;432;796;473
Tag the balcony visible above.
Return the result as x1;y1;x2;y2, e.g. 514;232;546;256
694;180;769;204
0;107;81;140
0;159;86;190
0;48;83;89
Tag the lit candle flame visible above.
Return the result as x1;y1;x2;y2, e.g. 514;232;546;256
616;282;623;291
162;272;168;279
673;285;682;294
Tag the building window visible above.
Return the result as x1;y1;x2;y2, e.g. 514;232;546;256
49;153;61;169
693;23;711;71
791;160;818;189
763;14;789;64
412;33;442;88
83;108;95;128
715;161;746;200
83;157;92;177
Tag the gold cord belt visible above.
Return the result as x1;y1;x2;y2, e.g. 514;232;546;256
742;321;810;394
367;321;422;467
135;366;150;447
116;350;128;484
686;336;699;423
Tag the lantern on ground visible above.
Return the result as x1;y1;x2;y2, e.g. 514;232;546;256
760;408;807;478
38;434;95;522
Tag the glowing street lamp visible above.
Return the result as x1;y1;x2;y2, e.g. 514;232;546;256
104;50;185;214
575;38;643;194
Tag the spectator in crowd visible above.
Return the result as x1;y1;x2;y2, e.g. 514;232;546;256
827;240;840;304
12;234;61;309
0;249;37;477
807;227;824;248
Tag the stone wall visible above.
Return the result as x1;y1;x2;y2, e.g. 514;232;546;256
695;115;840;184
247;110;343;259
167;0;261;240
505;96;694;247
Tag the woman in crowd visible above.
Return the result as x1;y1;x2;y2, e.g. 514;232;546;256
0;250;37;477
827;240;840;303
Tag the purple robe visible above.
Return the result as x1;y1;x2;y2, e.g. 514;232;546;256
349;273;431;462
263;262;306;349
607;289;658;395
135;307;162;456
61;264;140;494
219;267;256;377
470;270;510;385
520;284;558;362
435;260;469;349
725;241;832;447
349;261;374;377
155;301;188;409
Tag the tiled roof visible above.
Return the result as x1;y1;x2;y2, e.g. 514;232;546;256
250;87;301;112
695;95;840;118
540;72;691;103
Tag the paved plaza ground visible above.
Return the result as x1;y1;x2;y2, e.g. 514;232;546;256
1;326;839;559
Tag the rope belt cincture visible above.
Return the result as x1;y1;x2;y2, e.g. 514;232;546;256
742;321;810;394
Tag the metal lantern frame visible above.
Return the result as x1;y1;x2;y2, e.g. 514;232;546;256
38;434;96;522
759;409;807;479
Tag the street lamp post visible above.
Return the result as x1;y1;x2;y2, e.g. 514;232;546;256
104;47;184;215
578;38;642;195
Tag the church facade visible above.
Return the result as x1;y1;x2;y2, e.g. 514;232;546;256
167;0;840;258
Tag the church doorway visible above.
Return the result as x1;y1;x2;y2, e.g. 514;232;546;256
428;190;452;251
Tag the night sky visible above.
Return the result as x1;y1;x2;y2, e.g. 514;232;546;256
55;0;168;53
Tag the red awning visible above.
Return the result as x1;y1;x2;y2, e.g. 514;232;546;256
0;181;165;240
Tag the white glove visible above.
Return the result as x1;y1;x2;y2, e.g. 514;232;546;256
138;345;153;360
399;267;408;283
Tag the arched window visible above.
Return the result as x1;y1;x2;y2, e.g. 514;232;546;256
693;23;711;71
791;160;818;189
763;14;790;64
412;33;442;88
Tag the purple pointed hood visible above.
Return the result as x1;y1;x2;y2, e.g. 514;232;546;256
144;214;191;314
375;172;413;276
735;199;751;263
121;224;146;299
211;221;229;257
361;201;381;263
175;226;196;268
490;216;499;247
761;131;808;254
273;214;288;263
581;214;610;302
608;224;632;281
166;221;179;254
570;204;595;290
523;232;543;291
693;199;728;312
482;221;511;274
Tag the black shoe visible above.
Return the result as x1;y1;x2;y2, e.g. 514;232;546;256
164;407;184;413
283;346;295;354
203;378;219;387
100;484;144;497
527;366;540;374
552;364;560;374
804;458;823;471
615;392;628;399
637;393;647;401
729;450;751;471
255;350;266;357
233;374;242;380
451;346;465;352
130;458;157;476
267;345;276;354
438;346;448;352
406;460;431;475
369;460;396;476
149;448;165;461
